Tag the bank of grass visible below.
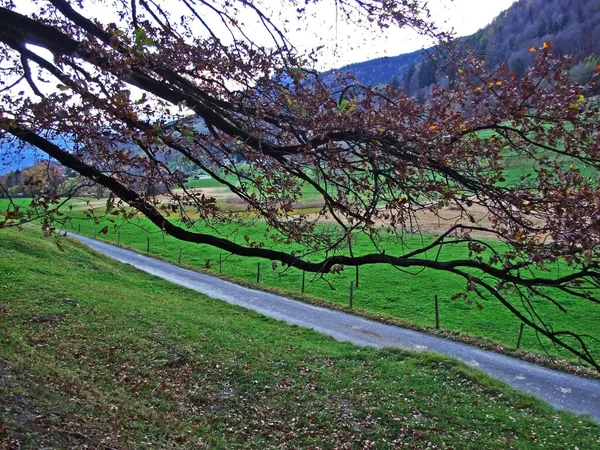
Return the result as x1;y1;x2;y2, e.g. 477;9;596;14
1;227;599;448
57;213;600;369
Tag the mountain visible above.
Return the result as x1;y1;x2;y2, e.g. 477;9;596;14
331;0;600;95
326;49;423;88
0;141;45;175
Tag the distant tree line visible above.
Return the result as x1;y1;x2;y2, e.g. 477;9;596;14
0;163;66;198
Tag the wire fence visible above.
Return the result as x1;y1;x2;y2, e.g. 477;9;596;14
68;223;529;350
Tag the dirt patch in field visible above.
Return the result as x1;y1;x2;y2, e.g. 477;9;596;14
183;186;235;200
304;202;545;238
166;187;324;211
303;202;489;228
76;187;544;239
166;189;508;236
68;198;107;210
157;186;238;203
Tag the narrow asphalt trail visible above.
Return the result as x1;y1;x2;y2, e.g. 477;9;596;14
69;233;600;421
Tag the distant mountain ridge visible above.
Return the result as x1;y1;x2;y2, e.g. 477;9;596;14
329;49;423;89
330;0;600;95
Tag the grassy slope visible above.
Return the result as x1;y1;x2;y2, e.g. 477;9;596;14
0;228;599;449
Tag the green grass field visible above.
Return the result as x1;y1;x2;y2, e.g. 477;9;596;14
2;188;599;369
1;227;599;448
44;209;598;368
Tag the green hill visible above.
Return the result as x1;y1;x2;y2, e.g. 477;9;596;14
1;228;599;448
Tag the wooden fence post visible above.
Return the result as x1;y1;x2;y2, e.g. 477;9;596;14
434;295;440;330
256;262;261;284
516;323;525;349
178;247;183;264
146;236;150;252
349;281;354;309
219;253;222;274
301;271;306;294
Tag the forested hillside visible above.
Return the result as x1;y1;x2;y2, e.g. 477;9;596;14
466;0;600;78
327;49;423;90
335;0;600;96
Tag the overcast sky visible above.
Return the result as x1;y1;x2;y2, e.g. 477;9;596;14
277;0;518;69
16;0;517;70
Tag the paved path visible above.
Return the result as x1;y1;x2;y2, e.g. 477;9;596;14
70;233;600;421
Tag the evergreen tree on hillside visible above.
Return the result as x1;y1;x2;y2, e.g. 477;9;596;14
418;59;436;88
403;63;416;92
510;57;526;79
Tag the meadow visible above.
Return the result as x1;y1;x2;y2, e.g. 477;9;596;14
1;227;599;448
47;204;600;369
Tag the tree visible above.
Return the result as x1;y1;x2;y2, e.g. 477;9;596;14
510;57;526;79
1;1;600;369
19;162;66;197
403;63;416;93
570;55;600;85
418;59;437;89
537;19;548;38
